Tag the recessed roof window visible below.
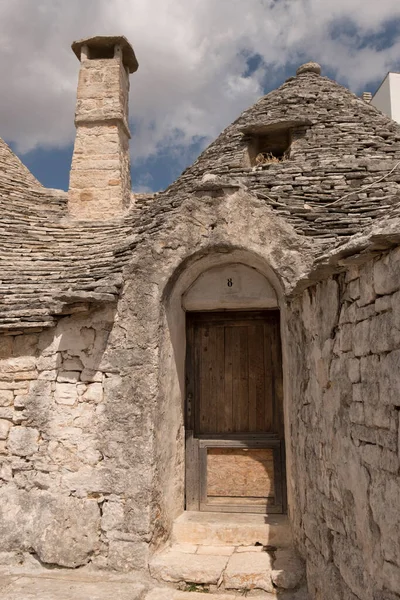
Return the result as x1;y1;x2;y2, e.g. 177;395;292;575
241;120;311;167
249;129;291;165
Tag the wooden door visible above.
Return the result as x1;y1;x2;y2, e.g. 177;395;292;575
185;311;286;513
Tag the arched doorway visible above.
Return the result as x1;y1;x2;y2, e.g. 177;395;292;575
182;263;286;514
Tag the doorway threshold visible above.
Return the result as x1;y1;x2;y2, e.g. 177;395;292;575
172;511;293;547
150;512;307;595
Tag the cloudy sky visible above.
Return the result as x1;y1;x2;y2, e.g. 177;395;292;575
1;0;400;192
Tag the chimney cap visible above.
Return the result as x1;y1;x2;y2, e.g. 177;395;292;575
71;35;138;73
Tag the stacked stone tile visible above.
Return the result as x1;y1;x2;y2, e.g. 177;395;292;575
1;64;400;332
164;65;400;244
0;159;141;330
0;138;42;189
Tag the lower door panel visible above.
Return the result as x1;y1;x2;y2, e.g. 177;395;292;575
195;436;285;513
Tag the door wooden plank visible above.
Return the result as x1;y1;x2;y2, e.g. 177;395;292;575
271;319;284;437
263;321;274;432
238;326;249;431
207;497;270;507
215;326;225;433
222;325;233;433
248;324;265;432
185;321;195;430
208;324;218;433
231;325;250;432
199;324;217;434
248;325;257;433
198;324;208;433
231;326;241;432
193;323;202;435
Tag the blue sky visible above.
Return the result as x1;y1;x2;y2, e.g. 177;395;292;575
2;1;400;193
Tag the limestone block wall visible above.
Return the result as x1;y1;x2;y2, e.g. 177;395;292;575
0;306;152;570
1;189;311;573
288;249;400;600
74;56;129;126
69;121;131;218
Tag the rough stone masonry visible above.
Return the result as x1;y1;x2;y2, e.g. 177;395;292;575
0;34;400;600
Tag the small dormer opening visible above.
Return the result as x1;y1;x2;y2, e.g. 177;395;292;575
241;120;311;168
247;129;291;166
87;45;115;60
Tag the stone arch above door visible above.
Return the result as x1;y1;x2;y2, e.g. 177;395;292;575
153;248;292;540
182;263;278;311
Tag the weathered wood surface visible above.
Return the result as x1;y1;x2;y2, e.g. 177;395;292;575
187;311;283;436
185;431;200;510
206;448;275;499
186;311;285;512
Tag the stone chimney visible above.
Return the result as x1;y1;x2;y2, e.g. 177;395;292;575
68;36;138;219
362;91;372;103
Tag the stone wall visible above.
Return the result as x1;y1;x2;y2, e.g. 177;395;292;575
120;189;315;551
4;184;399;593
69;121;131;218
288;248;400;599
0;306;152;570
2;188;309;572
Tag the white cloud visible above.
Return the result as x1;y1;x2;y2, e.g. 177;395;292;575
0;0;399;160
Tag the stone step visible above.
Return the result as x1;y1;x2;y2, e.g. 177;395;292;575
150;550;230;586
149;544;306;594
172;511;293;547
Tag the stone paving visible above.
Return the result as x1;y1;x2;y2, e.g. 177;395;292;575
0;561;309;600
0;574;308;600
0;567;148;600
147;589;309;600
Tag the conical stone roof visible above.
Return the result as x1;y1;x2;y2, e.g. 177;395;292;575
1;64;400;331
0;138;42;189
164;63;400;245
0;136;141;331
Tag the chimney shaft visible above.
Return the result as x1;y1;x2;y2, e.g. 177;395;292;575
362;91;372;103
68;36;138;220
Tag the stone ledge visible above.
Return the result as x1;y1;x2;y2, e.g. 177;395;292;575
149;550;229;584
172;512;293;547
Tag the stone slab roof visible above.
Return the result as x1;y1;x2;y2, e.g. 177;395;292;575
292;206;400;296
0;165;141;331
0;139;42;189
2;67;400;331
163;67;400;245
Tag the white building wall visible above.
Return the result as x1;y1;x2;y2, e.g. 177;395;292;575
371;72;400;125
371;74;393;119
389;73;400;124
